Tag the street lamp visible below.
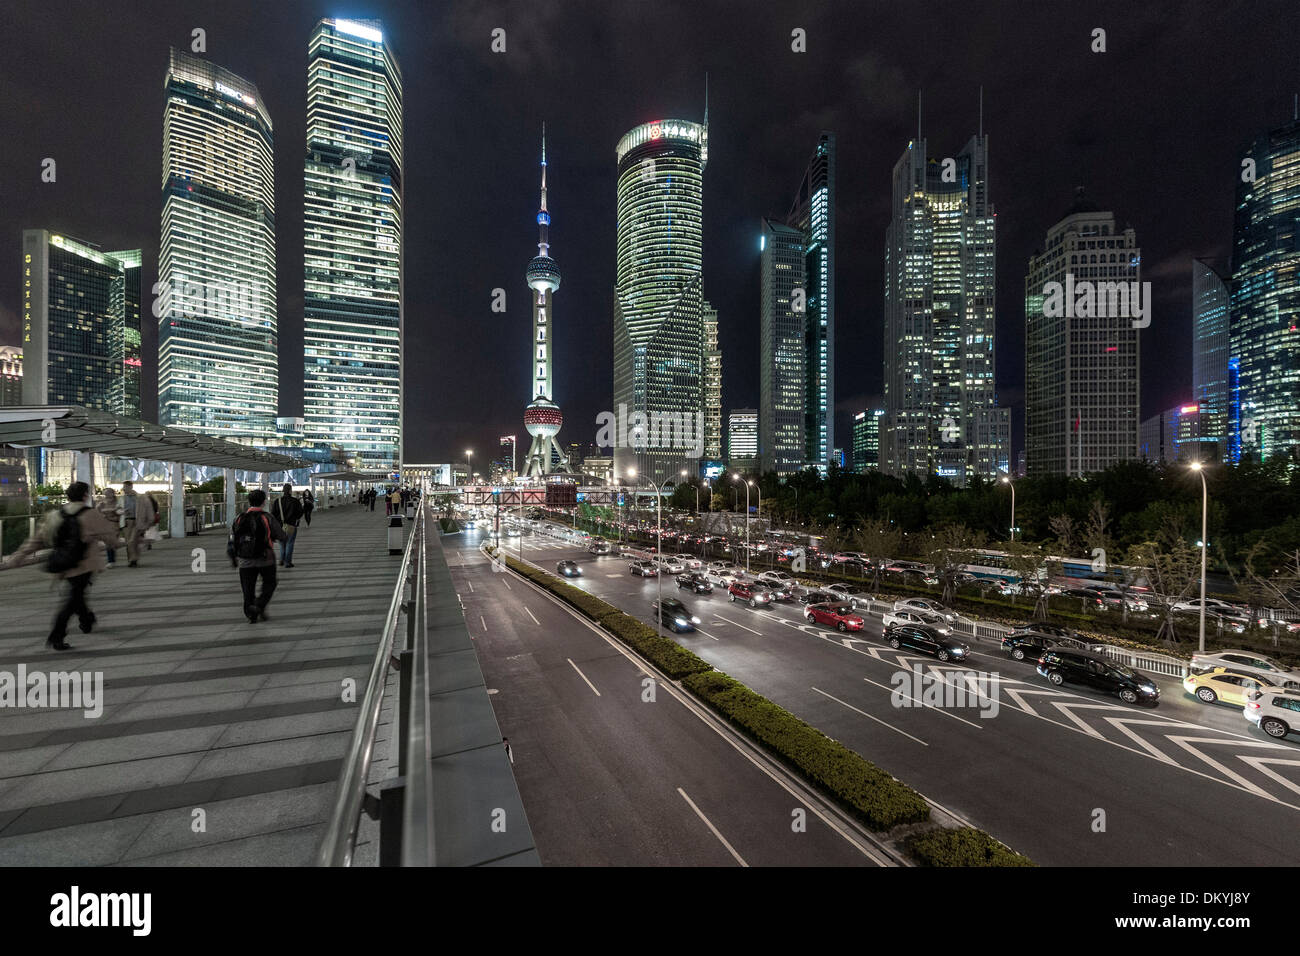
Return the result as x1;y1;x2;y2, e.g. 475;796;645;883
733;474;751;573
1000;475;1015;541
465;449;473;486
629;468;674;618
1190;461;1209;653
749;479;761;565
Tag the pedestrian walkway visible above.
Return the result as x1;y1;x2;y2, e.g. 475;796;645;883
0;503;398;866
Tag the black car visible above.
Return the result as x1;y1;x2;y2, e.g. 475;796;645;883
556;560;582;578
676;572;714;594
1035;648;1160;706
884;624;970;662
1062;588;1107;609
798;589;837;606
1000;631;1055;661
654;598;701;633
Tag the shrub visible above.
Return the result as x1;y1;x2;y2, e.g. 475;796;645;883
903;827;1034;867
682;671;930;831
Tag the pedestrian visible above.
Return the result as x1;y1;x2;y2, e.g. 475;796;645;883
270;483;303;567
97;487;123;568
121;480;157;567
302;488;315;526
389;487;401;515
1;481;119;650
368;488;376;511
227;488;287;623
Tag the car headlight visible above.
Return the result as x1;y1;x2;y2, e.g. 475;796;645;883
675;618;689;627
691;616;701;624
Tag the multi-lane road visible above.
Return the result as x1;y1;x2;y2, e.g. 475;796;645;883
447;532;893;866
471;524;1300;866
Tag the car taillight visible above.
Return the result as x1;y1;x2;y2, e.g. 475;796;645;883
1247;701;1261;710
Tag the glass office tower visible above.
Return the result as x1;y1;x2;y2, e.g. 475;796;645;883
613;118;708;482
1192;259;1230;461
302;18;404;471
158;49;277;438
22;231;141;417
1231;117;1300;462
759;218;807;474
883;132;1008;484
787;132;835;473
703;305;723;462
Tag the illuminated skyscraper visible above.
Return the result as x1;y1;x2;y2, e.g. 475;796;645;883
882;128;1008;485
787;132;835;472
703;305;722;463
22;231;142;417
613;117;708;482
523;128;569;478
759;218;807;474
1192;259;1230;461
302;18;403;470
158;49;276;438
852;408;884;472
1231;117;1300;462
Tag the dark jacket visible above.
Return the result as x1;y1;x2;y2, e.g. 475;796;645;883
271;494;302;527
230;507;287;568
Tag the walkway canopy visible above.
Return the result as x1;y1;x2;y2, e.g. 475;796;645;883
0;405;308;473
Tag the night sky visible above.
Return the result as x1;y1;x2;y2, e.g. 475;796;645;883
2;0;1296;466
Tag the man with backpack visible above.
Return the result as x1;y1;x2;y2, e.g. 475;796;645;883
228;489;287;623
1;481;119;650
121;480;158;567
270;483;303;567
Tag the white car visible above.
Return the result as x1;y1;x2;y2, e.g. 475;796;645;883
759;571;794;586
1244;686;1300;740
654;556;685;574
1192;650;1300;689
892;597;955;621
881;608;952;635
1172;597;1243;615
675;553;703;570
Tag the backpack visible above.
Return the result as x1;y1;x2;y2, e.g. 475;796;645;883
47;511;86;574
231;511;271;560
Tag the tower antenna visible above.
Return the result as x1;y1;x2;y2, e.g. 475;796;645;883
979;85;984;139
917;89;922;141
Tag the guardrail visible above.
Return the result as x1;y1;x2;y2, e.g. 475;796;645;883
317;504;423;866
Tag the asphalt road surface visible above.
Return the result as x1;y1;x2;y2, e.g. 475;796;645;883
446;536;887;866
482;525;1300;866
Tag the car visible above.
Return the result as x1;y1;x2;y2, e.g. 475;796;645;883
882;608;952;635
892;597;954;621
675;572;714;594
884;624;970;662
1035;648;1159;705
654;597;702;633
1183;667;1282;707
1000;631;1056;661
1063;588;1107;609
1244;686;1300;740
805;603;865;632
629;561;658;577
1189;650;1300;689
556;560;582;578
758;570;794;586
794;589;831;606
653;555;685;574
827;583;870;606
588;538;612;555
728;580;773;607
675;553;703;570
1081;585;1149;611
1172;597;1244;615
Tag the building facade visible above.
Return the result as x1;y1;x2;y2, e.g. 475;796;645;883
882;132;1008;485
1231;117;1300;462
159;49;277;438
1140;403;1205;464
727;408;758;469
21;232;142;416
612;118;709;483
759;218;807;474
302;19;404;470
852;408;884;472
1192;259;1231;462
1024;193;1142;476
787;133;836;472
703;305;722;463
0;346;21;406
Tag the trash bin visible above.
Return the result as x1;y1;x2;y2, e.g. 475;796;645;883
387;514;405;555
404;502;415;519
184;506;200;536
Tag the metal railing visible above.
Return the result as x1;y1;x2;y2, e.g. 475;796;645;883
317;504;424;867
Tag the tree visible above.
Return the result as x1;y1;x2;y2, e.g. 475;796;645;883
1126;516;1202;643
851;517;903;592
1231;543;1300;647
710;491;728;513
1083;498;1112;558
1048;513;1077;554
930;524;988;604
1003;540;1053;620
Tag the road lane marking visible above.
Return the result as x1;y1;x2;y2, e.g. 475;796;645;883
466;580;474;593
567;658;602;696
715;613;762;636
480;615;487;631
677;787;747;867
502;577;512;590
811;687;928;746
525;607;540;626
693;628;721;642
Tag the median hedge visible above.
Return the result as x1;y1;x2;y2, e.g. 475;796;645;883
682;670;931;831
903;826;1035;867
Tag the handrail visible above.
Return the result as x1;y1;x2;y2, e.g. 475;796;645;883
316;503;423;866
401;501;435;865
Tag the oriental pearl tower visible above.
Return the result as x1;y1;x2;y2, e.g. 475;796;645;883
522;125;570;478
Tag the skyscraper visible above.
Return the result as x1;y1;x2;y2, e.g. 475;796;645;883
852;408;884;472
1024;191;1142;476
0;346;23;407
158;49;276;438
727;408;758;464
759;218;807;474
703;305;723;464
882;128;1007;484
787;132;836;472
22;231;142;417
302;18;403;470
522;128;569;477
612;117;708;482
1231;117;1300;462
1192;259;1231;461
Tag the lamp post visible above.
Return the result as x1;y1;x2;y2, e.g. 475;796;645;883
465;449;473;487
629;468;674;619
1000;475;1015;541
1190;461;1209;654
749;479;761;566
733;474;751;573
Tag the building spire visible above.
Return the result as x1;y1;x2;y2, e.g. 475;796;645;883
537;122;550;257
979;85;984;139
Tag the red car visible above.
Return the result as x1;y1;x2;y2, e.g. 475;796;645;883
728;580;773;607
805;603;865;632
